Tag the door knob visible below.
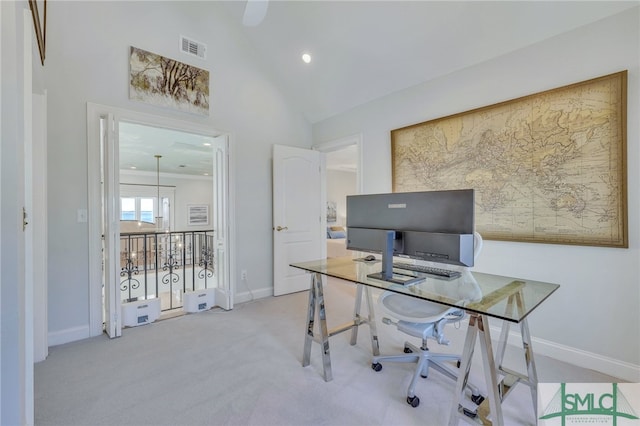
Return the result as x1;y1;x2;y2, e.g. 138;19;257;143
275;226;288;231
23;207;29;231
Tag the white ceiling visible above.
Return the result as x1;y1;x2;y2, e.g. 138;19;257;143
120;1;638;175
119;122;216;177
220;0;637;123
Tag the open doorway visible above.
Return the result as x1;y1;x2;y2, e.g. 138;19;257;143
116;121;219;317
314;134;362;258
326;145;358;223
87;104;233;338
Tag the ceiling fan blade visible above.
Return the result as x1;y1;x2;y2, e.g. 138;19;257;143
242;0;268;27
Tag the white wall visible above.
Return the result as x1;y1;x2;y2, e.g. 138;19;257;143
44;2;311;343
326;170;356;225
1;4;24;423
313;9;640;379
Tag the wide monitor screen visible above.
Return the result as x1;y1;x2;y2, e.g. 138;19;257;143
346;189;475;270
346;189;474;234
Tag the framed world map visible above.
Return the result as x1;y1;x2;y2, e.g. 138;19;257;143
391;71;627;247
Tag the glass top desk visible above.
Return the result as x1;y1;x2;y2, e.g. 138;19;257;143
290;256;560;426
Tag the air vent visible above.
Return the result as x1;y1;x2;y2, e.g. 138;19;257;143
180;36;206;59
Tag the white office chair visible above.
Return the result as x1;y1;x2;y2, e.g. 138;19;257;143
371;232;484;408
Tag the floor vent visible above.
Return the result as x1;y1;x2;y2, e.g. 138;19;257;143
180;36;206;59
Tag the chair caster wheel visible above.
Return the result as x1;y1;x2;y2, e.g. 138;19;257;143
371;363;382;372
403;347;413;354
471;394;485;405
407;395;420;407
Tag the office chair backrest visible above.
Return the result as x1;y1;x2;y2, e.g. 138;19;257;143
473;232;483;262
378;232;484;325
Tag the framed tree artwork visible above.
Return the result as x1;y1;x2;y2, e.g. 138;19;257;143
129;46;209;115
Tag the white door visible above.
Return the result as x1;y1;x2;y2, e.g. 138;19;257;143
272;145;323;296
102;113;122;338
212;135;232;310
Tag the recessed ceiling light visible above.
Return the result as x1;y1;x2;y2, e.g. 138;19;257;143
130;166;137;169
302;53;311;64
203;142;211;146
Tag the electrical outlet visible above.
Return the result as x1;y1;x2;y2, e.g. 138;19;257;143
241;270;247;281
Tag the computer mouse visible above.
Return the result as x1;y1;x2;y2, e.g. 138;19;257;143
364;255;376;261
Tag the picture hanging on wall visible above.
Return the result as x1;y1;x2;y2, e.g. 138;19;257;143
326;201;337;223
391;71;627;248
188;204;209;226
129;46;209;115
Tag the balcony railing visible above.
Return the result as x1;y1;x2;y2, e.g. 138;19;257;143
118;230;215;311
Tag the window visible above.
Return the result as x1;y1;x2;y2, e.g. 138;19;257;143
120;196;161;223
119;184;176;230
140;198;154;222
121;198;136;220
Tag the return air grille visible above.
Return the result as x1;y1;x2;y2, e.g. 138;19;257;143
180;36;206;59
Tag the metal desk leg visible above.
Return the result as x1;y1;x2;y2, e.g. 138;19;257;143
449;314;504;426
521;317;538;416
350;284;380;356
477;314;504;426
302;272;332;381
449;315;479;426
494;292;538;418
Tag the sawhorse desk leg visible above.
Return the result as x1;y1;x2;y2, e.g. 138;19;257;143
350;283;380;356
449;291;538;425
494;292;539;418
302;272;332;381
450;313;504;426
302;272;380;382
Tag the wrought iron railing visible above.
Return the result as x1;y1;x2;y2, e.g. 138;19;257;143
118;230;215;311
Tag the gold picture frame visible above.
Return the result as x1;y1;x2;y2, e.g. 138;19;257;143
29;0;46;66
391;71;627;248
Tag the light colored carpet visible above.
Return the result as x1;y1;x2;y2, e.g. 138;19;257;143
35;279;615;426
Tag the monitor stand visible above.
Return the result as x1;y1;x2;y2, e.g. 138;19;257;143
367;230;424;286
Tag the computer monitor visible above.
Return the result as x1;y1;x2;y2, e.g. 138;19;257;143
346;189;475;284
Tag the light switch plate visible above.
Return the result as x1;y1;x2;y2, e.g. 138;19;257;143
77;209;88;223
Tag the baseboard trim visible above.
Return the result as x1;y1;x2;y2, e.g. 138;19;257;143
235;286;272;304
486;323;639;382
48;325;92;347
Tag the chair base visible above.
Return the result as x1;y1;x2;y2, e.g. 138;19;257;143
372;341;479;408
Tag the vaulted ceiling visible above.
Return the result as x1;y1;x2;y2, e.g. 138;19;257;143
120;1;638;176
219;1;636;123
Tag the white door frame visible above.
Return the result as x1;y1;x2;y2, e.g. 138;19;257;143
30;91;48;362
87;103;235;337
